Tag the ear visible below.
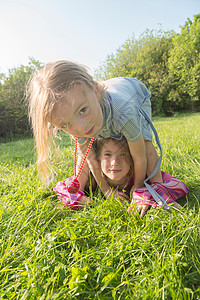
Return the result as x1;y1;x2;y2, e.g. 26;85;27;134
94;81;102;102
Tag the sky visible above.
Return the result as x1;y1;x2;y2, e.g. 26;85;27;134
0;0;199;75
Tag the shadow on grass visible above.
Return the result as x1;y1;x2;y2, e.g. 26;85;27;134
153;111;200;122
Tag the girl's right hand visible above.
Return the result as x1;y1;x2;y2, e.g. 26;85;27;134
77;195;92;208
105;189;130;203
128;201;149;218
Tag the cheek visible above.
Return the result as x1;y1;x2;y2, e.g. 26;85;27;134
122;158;131;169
101;159;108;172
101;160;106;170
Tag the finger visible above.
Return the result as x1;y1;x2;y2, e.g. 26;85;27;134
140;208;145;218
137;206;142;214
127;202;137;213
118;192;129;199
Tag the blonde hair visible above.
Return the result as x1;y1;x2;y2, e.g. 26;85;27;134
26;60;99;179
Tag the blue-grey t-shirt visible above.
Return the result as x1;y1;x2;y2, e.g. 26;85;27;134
77;77;167;207
78;77;152;143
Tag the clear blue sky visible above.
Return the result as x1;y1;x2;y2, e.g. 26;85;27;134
0;0;199;75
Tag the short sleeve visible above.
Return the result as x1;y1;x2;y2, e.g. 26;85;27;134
121;119;142;142
118;105;142;142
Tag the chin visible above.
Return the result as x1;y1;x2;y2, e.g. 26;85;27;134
110;177;121;183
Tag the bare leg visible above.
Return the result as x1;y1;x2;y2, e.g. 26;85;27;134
145;141;163;183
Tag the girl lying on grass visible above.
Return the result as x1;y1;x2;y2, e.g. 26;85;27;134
54;137;189;217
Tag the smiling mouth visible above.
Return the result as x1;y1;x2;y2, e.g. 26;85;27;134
85;126;94;136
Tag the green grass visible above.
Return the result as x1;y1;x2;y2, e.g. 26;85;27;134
0;112;200;299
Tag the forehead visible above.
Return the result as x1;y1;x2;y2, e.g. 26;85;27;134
47;84;89;123
102;140;127;152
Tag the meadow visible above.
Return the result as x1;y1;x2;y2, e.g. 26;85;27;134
0;112;200;299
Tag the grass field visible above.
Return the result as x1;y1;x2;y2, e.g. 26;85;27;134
0;112;200;299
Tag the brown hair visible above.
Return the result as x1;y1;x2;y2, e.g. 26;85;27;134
96;137;134;185
26;60;104;179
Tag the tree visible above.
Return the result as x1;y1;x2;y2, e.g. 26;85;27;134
168;14;200;110
129;29;174;114
95;29;174;114
94;35;140;80
0;58;43;139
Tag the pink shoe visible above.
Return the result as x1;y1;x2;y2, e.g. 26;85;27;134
54;178;85;210
129;172;189;210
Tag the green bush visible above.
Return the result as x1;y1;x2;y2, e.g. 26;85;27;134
0;58;43;139
95;15;200;115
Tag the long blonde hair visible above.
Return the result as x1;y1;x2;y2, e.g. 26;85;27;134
26;60;97;179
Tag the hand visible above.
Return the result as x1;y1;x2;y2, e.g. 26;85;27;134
128;200;149;218
105;189;130;203
76;195;92;208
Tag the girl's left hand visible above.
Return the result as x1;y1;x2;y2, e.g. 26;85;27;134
128;202;149;218
129;186;149;217
105;189;129;203
77;195;92;208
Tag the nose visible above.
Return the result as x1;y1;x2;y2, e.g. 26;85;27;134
111;155;120;166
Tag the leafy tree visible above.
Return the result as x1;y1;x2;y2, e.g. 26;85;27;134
168;14;200;110
95;29;174;115
130;29;174;114
0;58;43;139
94;35;140;80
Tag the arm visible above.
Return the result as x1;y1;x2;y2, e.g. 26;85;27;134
128;136;147;191
128;136;149;217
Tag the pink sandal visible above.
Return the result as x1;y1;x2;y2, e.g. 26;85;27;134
129;172;189;210
54;177;85;210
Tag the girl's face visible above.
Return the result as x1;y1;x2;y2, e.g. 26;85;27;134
50;83;103;137
100;140;131;185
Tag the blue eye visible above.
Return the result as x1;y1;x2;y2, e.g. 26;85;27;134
80;107;87;115
120;153;126;157
104;153;111;157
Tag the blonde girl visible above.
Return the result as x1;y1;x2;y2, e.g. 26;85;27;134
27;60;166;214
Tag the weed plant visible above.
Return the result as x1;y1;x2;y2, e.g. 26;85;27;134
0;113;200;299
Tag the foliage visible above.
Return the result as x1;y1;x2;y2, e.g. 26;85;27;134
0;58;43;139
1;15;200;139
0;113;200;299
95;28;175;115
130;29;174;115
168;14;200;110
95;15;200;115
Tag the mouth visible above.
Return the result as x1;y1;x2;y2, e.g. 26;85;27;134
109;169;121;173
85;126;94;136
